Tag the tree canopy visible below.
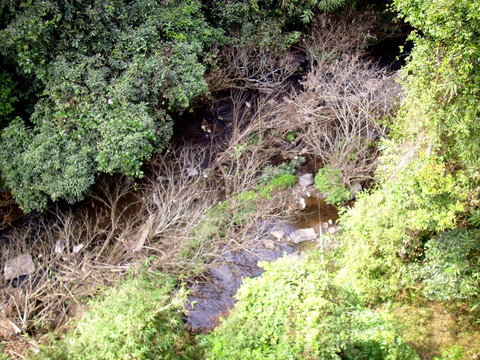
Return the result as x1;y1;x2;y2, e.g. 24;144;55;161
0;0;222;212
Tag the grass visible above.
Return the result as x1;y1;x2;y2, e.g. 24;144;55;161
388;299;480;360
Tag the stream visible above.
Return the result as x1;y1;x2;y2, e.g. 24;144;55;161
184;195;339;332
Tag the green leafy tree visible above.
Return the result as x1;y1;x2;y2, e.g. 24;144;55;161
0;70;17;120
204;0;353;56
392;0;480;169
209;0;351;32
314;165;352;205
0;0;222;211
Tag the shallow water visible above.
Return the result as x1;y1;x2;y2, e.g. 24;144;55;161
293;196;339;234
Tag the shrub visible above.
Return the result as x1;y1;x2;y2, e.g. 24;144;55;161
34;273;195;360
433;346;464;360
259;173;297;198
260;157;305;184
410;229;480;303
392;0;480;170
201;254;419;360
314;165;351;205
337;156;467;301
284;44;398;186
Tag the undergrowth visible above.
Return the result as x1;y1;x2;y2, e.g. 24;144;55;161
33;271;196;360
336;156;467;302
185;171;297;256
200;253;419;360
314;165;352;205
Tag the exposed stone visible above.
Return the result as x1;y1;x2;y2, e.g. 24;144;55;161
299;173;314;187
298;197;307;210
347;182;363;201
292;185;309;200
351;182;362;195
4;254;35;281
54;240;65;254
270;229;285;240
327;225;340;235
186;168;199;177
290;228;317;243
73;244;85;254
262;239;276;250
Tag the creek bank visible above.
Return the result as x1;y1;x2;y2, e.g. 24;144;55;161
184;228;294;332
185;175;341;333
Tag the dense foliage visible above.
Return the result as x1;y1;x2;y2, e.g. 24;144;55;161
35;273;194;360
208;0;351;38
391;0;480;169
338;156;467;300
0;0;222;211
411;228;480;303
314;165;351;205
335;0;480;311
201;254;419;360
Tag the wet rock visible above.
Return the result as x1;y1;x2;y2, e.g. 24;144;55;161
185;240;294;332
4;254;35;281
185;265;239;331
290;228;317;243
270;229;285;240
262;239;276;250
257;220;296;239
299;173;314;188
